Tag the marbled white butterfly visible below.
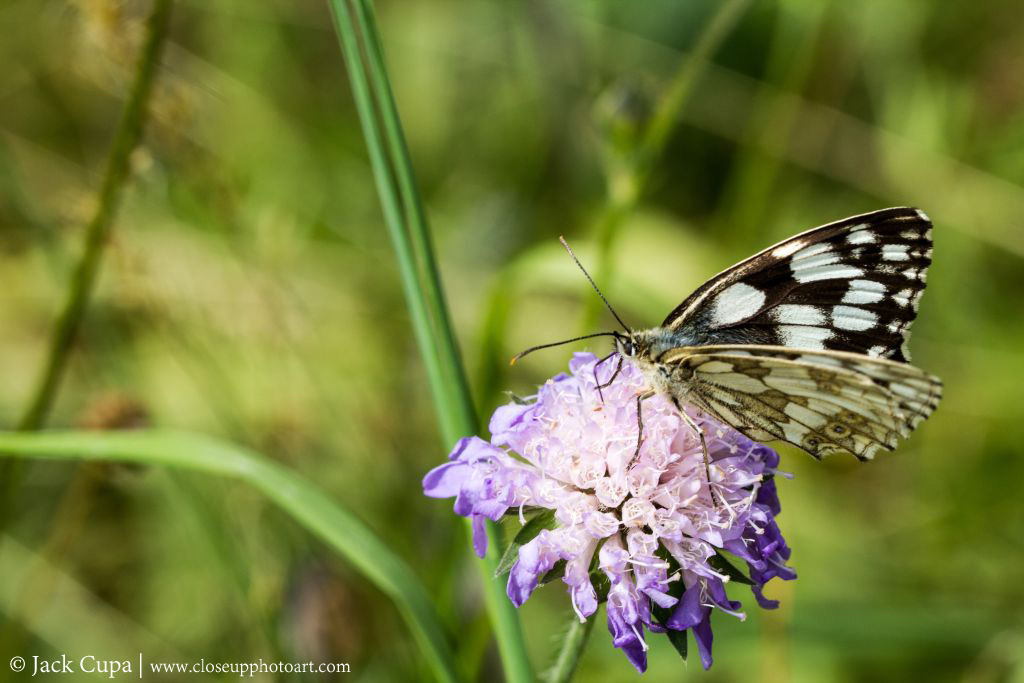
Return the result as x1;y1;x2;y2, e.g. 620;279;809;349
515;207;942;462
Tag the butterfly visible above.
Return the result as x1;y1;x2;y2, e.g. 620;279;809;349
514;207;942;462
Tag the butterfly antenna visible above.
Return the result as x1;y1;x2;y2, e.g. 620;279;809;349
559;236;631;334
510;332;620;366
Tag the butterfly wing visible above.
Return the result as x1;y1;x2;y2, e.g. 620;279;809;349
662;207;932;362
662;345;942;460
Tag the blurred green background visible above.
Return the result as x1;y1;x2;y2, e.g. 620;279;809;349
1;0;1023;680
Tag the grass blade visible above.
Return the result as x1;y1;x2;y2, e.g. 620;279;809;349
0;429;460;683
326;1;533;680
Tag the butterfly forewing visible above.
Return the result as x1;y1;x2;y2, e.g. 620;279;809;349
529;206;942;461
661;207;933;362
661;345;942;460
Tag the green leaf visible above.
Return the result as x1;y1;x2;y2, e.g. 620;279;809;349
494;508;557;577
590;570;611;604
665;627;689;661
650;542;689;661
655;542;683;577
709;550;755;585
652;595;687;663
539;559;567;585
0;429;460;683
589;536;609;572
504;392;533;406
649;580;685;626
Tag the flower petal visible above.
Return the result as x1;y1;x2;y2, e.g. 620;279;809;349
422;461;468;499
471;514;488;558
507;530;563;606
692;610;714;670
489;403;534;444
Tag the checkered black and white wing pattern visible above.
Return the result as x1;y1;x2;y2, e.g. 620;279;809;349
662;207;933;362
663;345;943;460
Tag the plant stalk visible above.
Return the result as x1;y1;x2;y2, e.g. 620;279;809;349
580;0;752;332
17;0;173;431
545;615;595;683
0;0;173;526
326;1;532;681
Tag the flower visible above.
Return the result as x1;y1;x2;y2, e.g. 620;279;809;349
423;352;795;672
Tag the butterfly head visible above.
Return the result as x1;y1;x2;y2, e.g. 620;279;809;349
613;332;647;358
612;329;657;363
614;333;635;358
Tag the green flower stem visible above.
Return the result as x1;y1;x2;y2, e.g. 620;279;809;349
580;0;752;331
545;616;595;683
17;0;173;431
562;1;751;677
0;429;460;683
640;0;753;164
326;2;532;682
0;0;173;525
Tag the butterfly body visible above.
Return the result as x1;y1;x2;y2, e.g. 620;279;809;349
601;207;942;461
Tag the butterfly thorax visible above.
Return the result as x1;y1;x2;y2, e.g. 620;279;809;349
631;327;698;361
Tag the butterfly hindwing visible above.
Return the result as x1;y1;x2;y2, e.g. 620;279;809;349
661;345;942;460
661;208;933;362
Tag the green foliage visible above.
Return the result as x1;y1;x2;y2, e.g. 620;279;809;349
709;550;755;586
0;429;460;683
664;628;689;663
495;508;558;578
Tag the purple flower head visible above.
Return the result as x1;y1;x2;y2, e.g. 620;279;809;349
424;352;795;672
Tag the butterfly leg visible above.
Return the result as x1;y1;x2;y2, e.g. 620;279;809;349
676;404;722;509
594;353;624;403
631;390;656;464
